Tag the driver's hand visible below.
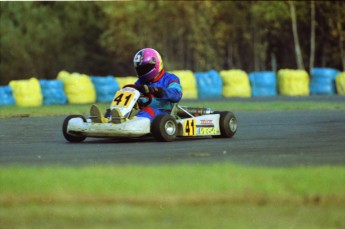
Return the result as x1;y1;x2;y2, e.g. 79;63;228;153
136;85;164;98
136;85;150;95
150;87;164;98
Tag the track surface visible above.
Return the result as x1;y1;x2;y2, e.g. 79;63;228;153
1;109;345;167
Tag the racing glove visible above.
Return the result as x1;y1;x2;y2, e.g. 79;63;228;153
150;87;164;98
136;85;165;98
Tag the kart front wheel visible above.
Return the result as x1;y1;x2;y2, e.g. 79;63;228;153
213;111;237;138
151;114;177;142
62;115;87;143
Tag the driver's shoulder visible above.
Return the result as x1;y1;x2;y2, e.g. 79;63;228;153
162;72;181;85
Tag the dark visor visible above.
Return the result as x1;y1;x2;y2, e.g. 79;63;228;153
135;63;155;76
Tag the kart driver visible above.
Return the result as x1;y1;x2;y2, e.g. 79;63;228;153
90;48;183;123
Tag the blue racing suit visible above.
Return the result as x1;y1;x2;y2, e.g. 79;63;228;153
135;70;183;121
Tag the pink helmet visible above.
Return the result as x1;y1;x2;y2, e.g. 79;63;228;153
133;48;163;82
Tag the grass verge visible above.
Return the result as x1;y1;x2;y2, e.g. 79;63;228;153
1;163;344;228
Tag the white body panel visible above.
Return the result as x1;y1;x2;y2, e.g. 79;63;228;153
67;117;151;138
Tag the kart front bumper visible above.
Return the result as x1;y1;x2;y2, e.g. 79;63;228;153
67;117;151;138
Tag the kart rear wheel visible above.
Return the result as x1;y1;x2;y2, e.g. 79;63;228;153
62;115;87;142
213;111;237;138
151;114;177;142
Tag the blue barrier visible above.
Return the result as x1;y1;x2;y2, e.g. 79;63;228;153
91;76;119;102
195;70;223;99
0;86;15;106
39;80;67;105
310;68;341;95
249;71;277;96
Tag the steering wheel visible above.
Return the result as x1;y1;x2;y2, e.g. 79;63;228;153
122;84;152;108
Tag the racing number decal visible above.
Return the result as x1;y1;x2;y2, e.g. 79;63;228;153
184;119;196;136
111;92;134;107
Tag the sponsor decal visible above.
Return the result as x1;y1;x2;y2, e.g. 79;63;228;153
134;51;143;67
200;119;213;125
197;127;217;135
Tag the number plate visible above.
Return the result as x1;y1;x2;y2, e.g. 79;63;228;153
111;91;135;108
183;119;196;136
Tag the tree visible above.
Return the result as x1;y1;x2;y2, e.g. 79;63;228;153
336;1;345;70
0;1;343;85
309;1;316;72
288;1;305;70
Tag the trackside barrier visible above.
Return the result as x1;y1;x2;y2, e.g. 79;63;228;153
91;76;119;102
2;68;344;107
249;71;277;97
57;71;96;104
0;86;15;106
278;69;309;96
114;76;137;89
195;70;223;99
170;70;198;99
9;78;43;107
39;79;67;105
336;72;345;95
220;70;251;97
310;68;341;95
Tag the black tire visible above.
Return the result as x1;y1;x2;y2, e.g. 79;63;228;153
151;114;177;142
213;111;237;138
62;115;87;142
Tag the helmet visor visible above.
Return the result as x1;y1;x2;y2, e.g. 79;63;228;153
135;63;155;76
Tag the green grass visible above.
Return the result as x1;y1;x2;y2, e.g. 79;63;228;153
1;164;344;197
1;164;344;228
0;100;344;118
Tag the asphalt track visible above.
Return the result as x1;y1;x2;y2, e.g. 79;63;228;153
1;106;345;167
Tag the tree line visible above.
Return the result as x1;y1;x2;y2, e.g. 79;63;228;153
1;1;344;85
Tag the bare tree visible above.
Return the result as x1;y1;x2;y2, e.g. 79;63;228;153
288;1;305;70
337;1;345;71
309;1;316;72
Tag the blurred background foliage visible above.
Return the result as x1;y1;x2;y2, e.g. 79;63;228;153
0;1;344;85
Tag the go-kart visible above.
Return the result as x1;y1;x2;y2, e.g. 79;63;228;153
62;85;237;142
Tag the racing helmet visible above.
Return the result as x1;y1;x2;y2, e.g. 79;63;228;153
133;48;163;82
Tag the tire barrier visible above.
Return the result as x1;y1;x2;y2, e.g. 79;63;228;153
39;79;67;105
1;68;344;107
195;70;223;99
9;78;43;107
0;86;15;106
170;70;198;99
278;69;310;96
114;76;138;89
220;70;251;97
91;76;119;102
57;71;96;104
249;71;277;97
336;72;345;95
310;68;341;95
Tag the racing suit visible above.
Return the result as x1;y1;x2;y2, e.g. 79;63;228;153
135;70;182;121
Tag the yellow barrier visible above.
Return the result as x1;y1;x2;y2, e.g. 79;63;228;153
335;72;345;95
220;70;251;97
9;77;43;107
57;71;96;104
170;70;197;99
115;76;138;89
278;69;309;96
